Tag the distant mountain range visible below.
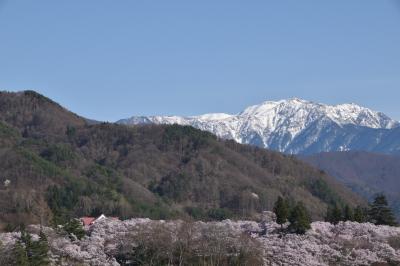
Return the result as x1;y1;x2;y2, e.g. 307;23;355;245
118;98;400;155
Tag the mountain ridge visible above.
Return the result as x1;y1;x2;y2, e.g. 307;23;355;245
118;98;400;154
0;91;364;228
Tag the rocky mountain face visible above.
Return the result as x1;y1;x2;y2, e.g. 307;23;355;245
1;217;399;266
0;91;363;228
118;98;400;155
303;151;400;219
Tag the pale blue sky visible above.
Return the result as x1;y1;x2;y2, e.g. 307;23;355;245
0;1;399;121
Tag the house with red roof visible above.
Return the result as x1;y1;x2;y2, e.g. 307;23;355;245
80;214;119;228
80;217;97;227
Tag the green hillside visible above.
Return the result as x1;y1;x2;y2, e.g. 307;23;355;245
0;91;364;229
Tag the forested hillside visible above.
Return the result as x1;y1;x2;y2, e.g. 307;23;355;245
303;151;400;219
0;91;363;230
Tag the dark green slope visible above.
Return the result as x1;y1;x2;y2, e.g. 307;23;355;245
0;91;363;229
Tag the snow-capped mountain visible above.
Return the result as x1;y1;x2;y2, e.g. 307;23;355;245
118;98;400;154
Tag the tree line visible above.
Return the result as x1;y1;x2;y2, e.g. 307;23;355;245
1;193;397;265
325;194;397;226
273;193;398;235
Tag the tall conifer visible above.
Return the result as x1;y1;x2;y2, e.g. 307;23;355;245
369;194;397;226
288;202;311;234
273;196;289;229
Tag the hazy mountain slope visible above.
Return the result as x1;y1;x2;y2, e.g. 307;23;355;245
302;151;400;218
0;91;364;229
118;98;400;155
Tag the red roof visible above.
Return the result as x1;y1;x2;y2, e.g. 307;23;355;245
80;217;96;226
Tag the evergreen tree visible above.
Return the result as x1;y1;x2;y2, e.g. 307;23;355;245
13;241;29;266
353;205;367;223
17;227;50;266
368;194;397;226
343;205;354;221
326;204;342;225
29;230;50;266
64;218;85;240
273;196;289;228
20;227;31;244
288;202;311;234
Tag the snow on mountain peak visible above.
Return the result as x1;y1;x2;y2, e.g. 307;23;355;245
118;98;399;153
239;98;396;129
193;113;233;121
